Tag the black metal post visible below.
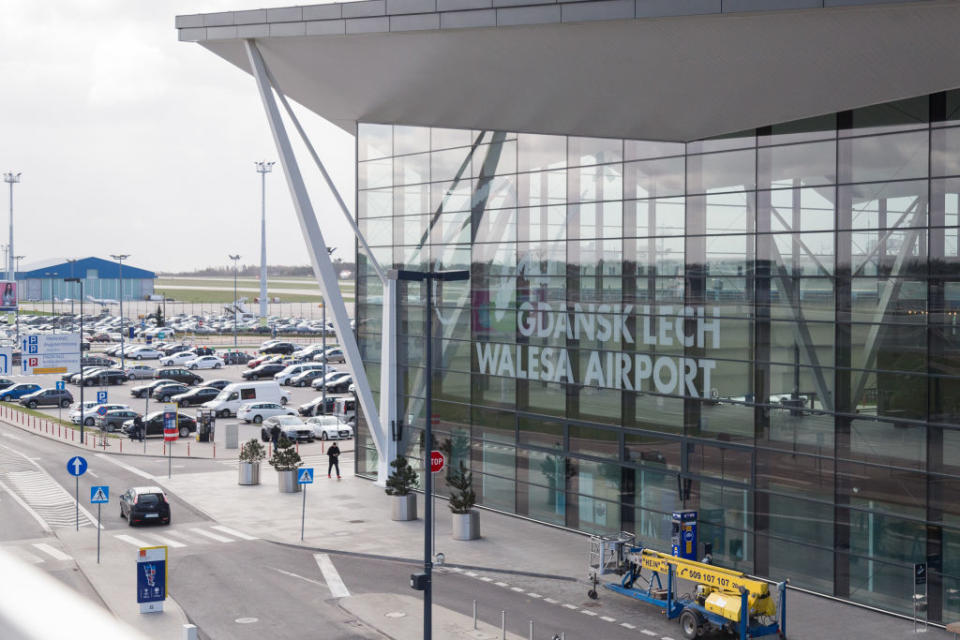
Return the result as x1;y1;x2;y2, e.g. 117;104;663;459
66;278;83;444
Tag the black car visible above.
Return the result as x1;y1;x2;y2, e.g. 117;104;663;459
160;344;192;356
96;409;141;433
222;351;254;365
80;369;127;386
260;342;297;355
242;363;285;380
290;369;326;387
0;378;15;391
151;383;190;402
171;386;220;407
193;347;215;356
202;379;232;391
122;411;197;439
297;395;337;416
82;355;116;368
19;388;73;409
119;486;170;526
131;379;174;398
155;368;203;386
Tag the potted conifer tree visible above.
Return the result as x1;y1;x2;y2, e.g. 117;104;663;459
385;455;419;521
448;461;480;540
238;438;265;486
269;435;302;493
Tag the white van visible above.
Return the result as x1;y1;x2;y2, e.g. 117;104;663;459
202;381;291;418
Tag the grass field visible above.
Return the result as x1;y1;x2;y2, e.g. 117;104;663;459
157;277;355;292
154;276;354;304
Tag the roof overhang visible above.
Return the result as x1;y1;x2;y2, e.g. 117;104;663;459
178;0;960;141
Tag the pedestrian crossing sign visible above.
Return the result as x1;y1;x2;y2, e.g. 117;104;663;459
298;468;314;484
90;485;109;504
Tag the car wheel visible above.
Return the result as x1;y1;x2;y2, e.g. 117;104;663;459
161;396;170;403
27;401;37;409
136;355;143;360
219;409;230;418
253;415;262;424
321;432;328;441
60;400;70;408
179;426;189;438
189;364;196;370
280;397;288;405
128;512;135;527
214;363;221;369
85;379;94;387
84;417;94;426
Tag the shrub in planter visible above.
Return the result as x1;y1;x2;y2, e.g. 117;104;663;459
269;435;303;493
386;455;419;521
447;461;480;540
238;438;266;485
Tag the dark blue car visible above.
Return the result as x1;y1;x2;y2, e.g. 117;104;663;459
0;383;42;401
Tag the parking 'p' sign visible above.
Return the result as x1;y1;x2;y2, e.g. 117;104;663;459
430;451;445;474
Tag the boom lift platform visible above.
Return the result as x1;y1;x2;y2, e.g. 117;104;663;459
587;533;787;640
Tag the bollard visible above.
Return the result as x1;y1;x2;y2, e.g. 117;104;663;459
187;442;190;457
473;600;477;630
163;442;165;456
120;439;122;453
213;443;216;458
529;620;533;640
181;623;198;640
501;611;506;640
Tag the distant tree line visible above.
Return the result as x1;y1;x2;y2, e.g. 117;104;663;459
161;261;355;278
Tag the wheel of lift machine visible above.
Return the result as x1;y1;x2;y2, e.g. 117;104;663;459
587;588;598;600
678;608;703;640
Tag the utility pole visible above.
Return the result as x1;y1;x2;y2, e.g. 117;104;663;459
3;172;20;281
255;161;274;322
13;255;23;344
110;254;129;369
322;247;335;416
66;278;84;444
229;254;240;349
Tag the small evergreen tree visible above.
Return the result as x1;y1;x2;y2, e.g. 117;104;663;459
268;435;302;471
385;455;419;496
447;461;476;514
239;438;266;464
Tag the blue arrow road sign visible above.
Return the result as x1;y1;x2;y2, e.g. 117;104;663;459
67;456;87;477
90;486;109;504
56;381;65;391
96;391;107;404
298;468;314;484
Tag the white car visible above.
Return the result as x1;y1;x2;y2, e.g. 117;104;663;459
70;402;130;426
159;351;198;366
274;363;325;385
186;355;224;370
305;416;353;440
129;347;163;360
312;347;345;364
237;401;295;424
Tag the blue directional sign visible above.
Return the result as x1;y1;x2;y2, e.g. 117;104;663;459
67;456;87;477
55;381;65;391
90;486;109;504
298;468;314;484
96;390;107;404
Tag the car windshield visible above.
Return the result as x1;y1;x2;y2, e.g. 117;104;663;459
137;493;161;505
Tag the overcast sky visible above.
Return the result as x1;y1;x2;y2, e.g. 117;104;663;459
0;0;356;274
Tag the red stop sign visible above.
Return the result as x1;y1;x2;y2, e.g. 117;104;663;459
430;451;445;474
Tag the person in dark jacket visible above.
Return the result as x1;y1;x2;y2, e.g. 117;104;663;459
132;415;144;441
270;423;281;447
327;442;341;479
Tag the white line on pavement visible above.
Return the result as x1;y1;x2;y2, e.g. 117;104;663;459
639;630;655;636
620;623;636;629
86;471;98;478
93;454;157;481
601;616;616;622
494;581;508;587
314;553;350;598
527;593;542;599
273;567;327;588
562;603;578;610
114;534;153;548
544;598;559;604
147;535;186;549
191;528;234;543
0;478;51;533
210;525;257;541
31;543;72;561
580;610;597;616
480;577;493;582
0;431;21;440
465;571;478;577
661;637;675;640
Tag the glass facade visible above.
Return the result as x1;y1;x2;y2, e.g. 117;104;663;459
354;92;960;621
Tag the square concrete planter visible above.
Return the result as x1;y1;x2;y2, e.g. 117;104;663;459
391;494;417;521
238;462;260;486
277;469;301;493
452;511;480;540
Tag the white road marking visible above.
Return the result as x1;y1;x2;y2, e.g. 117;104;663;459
191;528;234;543
210;525;257;541
87;471;98;478
114;534;153;548
147;535;187;549
32;543;72;561
527;593;542;599
93;454;157;481
640;630;655;636
661;637;675;640
601;616;616;622
480;576;493;582
544;598;559;604
314;553;350;598
620;623;636;629
273;567;327;587
581;610;597;616
465;571;478;577
562;603;578;610
0;431;22;440
450;566;463;572
0;478;51;533
494;581;508;587
510;587;524;593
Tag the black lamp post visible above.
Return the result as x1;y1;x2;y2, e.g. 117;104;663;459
65;278;84;443
390;268;469;640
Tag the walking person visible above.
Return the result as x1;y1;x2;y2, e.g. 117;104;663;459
132;415;145;442
270;423;281;448
327;441;341;479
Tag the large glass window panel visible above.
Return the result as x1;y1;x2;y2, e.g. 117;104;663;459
574;459;622;534
687;444;751;484
569;137;623;167
394;152;430;186
570;163;623;204
633;394;684;434
473;373;515;408
518;449;570;526
844;97;929;137
688;192;755;235
767;537;834;594
766;187;836;233
574;386;621;425
756;450;833;498
623;430;681;470
474;175;517;211
842;180;928;231
358;157;392;190
395;184;430;216
518;134;566;172
630;197;686;237
632;467;681;549
518;170;566;208
625;157;686;200
431;146;474;184
431;180;472;213
698;482;752;571
478;439;516;512
759;113;837;146
358;123;392;161
394;125;430;155
839;131;928;184
848;417;925;468
759;140;836;189
699;394;755;442
522;204;567;242
431;127;474;151
359;188;393;218
524;380;568;417
518;415;562;450
360;216;394;247
624;139;685;160
932;126;960;177
472;138;517;176
687;149;756;194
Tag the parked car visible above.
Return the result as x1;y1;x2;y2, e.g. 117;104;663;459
186;355;224;370
0;383;42;401
119;486;170;526
192;347;215;357
128;347;163;360
305;415;353;440
130;379;175;399
79;369;127;386
72;403;130;426
155;368;203;386
171;386;220;407
288;368;329;388
260;415;314;442
201;379;232;391
260;341;297;355
313;347;346;364
311;371;353;393
19;388;74;409
124;365;156;380
96;409;141;433
297;395;337;417
242;363;286;380
0;378;15;391
151;383;191;403
274;362;326;385
237;401;295;424
222;351;254;365
121;411;196;439
159;351;198;367
82;355;116;368
159;344;192;356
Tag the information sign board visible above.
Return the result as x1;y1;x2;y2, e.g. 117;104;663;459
137;546;167;613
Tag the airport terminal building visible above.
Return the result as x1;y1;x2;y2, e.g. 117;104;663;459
179;0;960;621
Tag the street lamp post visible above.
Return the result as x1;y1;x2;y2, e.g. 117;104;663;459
44;273;54;319
13;255;23;344
229;254;241;349
65;278;84;444
110;254;130;370
3;172;20;281
322;247;335;415
391;268;469;640
255;161;274;321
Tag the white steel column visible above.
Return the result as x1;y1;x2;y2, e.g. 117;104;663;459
378;277;398;484
244;39;387;459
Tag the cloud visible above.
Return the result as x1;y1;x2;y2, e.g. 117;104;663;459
88;29;167;108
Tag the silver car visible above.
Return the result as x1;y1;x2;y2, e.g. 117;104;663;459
125;365;156;380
